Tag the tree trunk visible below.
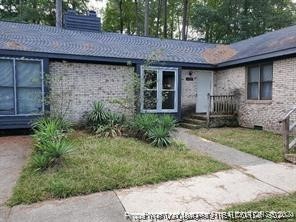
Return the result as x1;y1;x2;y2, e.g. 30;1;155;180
55;0;62;28
119;0;124;33
156;0;162;37
135;0;139;35
182;0;188;40
163;0;168;38
144;0;149;36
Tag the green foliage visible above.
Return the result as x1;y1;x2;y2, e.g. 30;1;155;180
32;117;70;151
130;114;159;137
31;117;73;171
31;154;50;171
0;0;89;25
43;139;73;165
130;114;176;147
85;101;125;137
86;101;110;127
148;126;171;147
191;0;296;43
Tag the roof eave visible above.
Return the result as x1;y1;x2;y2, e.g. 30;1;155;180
217;47;296;68
0;49;215;69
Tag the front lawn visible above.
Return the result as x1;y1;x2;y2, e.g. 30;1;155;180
8;132;228;206
226;193;296;222
191;128;284;162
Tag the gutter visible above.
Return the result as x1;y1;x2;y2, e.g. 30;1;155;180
217;46;296;68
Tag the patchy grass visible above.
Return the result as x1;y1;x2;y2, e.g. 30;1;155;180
191;128;284;162
8;132;228;206
226;193;296;222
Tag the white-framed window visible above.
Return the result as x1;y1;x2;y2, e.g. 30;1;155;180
0;57;44;116
140;66;178;113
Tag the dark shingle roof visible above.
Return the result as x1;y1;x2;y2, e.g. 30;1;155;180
229;25;296;62
0;21;296;66
0;21;217;64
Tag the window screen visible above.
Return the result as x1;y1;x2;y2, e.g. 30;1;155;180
0;60;14;115
247;63;273;100
0;58;43;116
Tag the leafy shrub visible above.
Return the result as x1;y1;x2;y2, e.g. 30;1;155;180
31;117;73;171
43;140;73;166
32;117;71;152
130;114;176;147
31;154;50;171
158;115;177;132
148;126;171;147
129;114;159;138
86;102;110;128
85;101;125;137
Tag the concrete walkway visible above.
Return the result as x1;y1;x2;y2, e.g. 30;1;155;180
1;132;296;222
174;127;271;167
116;128;296;218
0;136;31;222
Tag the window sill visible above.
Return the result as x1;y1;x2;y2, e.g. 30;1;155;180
246;100;272;105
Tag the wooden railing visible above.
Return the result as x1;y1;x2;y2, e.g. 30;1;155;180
206;94;239;126
207;94;238;116
279;106;296;163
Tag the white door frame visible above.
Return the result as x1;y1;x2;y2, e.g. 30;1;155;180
196;71;214;113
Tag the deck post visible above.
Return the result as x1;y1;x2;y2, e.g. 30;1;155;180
206;93;211;127
283;117;290;155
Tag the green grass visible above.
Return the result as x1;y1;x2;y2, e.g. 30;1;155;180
226;193;296;222
191;128;284;162
8;132;229;206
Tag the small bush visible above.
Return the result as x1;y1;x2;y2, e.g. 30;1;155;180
32;117;71;152
86;102;110;128
43;140;73;166
148;126;171;147
130;114;176;147
31;117;73;171
129;114;159;138
85;101;125;137
31;154;50;171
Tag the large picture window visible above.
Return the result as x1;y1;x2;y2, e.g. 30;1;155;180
0;58;44;116
247;63;273;100
141;66;178;113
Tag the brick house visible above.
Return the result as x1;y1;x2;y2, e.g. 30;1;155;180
0;11;295;132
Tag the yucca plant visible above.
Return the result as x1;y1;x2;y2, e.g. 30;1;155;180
86;102;110;129
129;114;159;137
148;126;172;147
43;139;74;166
32;118;67;152
31;154;50;171
158;115;177;132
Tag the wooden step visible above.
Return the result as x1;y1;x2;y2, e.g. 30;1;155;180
180;122;207;130
183;118;207;125
190;114;207;121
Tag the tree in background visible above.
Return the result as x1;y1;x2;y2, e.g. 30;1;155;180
102;0;191;39
0;0;89;25
190;0;296;43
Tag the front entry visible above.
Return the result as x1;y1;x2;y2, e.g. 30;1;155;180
196;71;213;113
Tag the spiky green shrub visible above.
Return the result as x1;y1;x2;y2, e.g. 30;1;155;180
130;114;176;147
31;154;50;171
85;101;125;137
129;114;159;138
31;117;73;171
158;115;177;132
86;102;110;129
148;126;171;147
